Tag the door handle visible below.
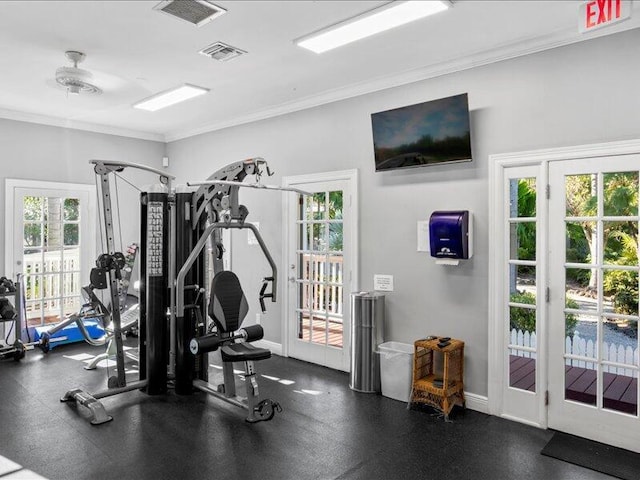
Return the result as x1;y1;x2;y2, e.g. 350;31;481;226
288;276;296;283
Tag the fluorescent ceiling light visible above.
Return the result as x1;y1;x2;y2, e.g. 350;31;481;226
295;1;451;54
133;84;209;112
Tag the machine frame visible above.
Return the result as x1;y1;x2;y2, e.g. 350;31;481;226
62;157;295;424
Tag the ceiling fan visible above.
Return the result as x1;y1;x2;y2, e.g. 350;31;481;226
55;50;102;95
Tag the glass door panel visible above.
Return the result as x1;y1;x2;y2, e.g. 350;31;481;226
296;191;344;350
286;174;355;372
507;177;538;392
562;171;638;415
549;157;640;452
22;195;83;327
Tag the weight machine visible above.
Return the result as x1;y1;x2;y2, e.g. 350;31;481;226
63;157;303;424
62;161;167;424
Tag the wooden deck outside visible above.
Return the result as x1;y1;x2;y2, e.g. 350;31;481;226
300;318;343;348
509;355;536;391
509;355;638;414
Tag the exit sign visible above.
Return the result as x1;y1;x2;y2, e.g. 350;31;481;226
579;0;632;33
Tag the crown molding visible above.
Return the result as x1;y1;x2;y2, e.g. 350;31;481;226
0;107;165;143
2;18;637;145
166;20;640;142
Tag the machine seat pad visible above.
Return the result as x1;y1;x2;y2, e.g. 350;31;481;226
221;343;271;362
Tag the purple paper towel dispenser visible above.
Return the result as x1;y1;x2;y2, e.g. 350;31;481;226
429;211;472;260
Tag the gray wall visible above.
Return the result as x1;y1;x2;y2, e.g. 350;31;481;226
167;29;640;397
0;119;166;275
2;29;634;396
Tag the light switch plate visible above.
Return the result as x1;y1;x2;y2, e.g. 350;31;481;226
247;222;260;245
417;220;430;252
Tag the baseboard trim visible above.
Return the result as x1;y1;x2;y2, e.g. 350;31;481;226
464;392;489;414
254;339;282;356
249;346;489;415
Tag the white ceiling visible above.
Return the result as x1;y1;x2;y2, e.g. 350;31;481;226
0;1;638;143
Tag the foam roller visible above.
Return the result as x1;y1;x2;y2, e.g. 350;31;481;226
189;333;224;355
241;324;264;342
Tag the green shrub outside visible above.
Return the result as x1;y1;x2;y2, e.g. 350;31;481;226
509;291;578;337
603;269;639;315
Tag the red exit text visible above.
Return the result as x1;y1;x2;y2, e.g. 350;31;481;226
579;0;632;32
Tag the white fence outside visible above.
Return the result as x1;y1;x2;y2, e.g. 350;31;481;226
23;249;81;324
510;328;639;377
24;249;80;275
302;254;344;319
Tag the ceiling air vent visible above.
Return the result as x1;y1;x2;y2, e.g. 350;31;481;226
199;42;247;62
153;1;226;27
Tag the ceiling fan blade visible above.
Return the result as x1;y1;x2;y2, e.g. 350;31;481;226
89;69;134;90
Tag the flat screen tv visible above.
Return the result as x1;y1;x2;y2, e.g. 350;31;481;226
371;93;472;172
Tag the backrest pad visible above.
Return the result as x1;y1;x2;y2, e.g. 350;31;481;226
208;270;249;333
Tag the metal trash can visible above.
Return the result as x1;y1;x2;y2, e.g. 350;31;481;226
349;292;385;393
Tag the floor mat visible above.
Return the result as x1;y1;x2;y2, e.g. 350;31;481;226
541;431;640;480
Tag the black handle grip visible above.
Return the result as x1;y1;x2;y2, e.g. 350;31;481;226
259;276;275;313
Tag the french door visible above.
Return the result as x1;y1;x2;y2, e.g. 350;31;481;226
491;140;640;452
283;170;358;371
548;156;640;452
495;164;546;426
4;180;96;330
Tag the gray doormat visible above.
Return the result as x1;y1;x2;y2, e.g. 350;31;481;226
541;431;640;480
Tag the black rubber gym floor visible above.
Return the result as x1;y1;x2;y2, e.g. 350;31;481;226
0;342;615;480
